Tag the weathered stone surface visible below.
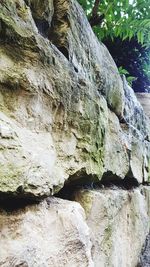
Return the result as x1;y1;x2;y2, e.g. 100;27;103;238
0;198;94;267
0;188;149;267
138;233;150;267
0;112;58;197
123;76;150;139
74;187;150;267
50;0;125;117
25;0;54;37
121;76;150;183
0;1;150;266
0;0;149;198
136;93;150;120
103;110;129;179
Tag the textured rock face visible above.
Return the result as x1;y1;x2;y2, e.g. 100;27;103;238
136;93;150;120
0;0;149;198
0;188;149;267
0;198;94;267
74;187;150;267
50;0;124;117
138;233;150;267
0;1;150;266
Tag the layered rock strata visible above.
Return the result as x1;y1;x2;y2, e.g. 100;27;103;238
0;0;149;198
136;93;150;120
0;0;150;266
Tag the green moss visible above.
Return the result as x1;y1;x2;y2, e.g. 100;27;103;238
0;163;23;192
102;224;113;250
76;190;94;217
17;6;28;20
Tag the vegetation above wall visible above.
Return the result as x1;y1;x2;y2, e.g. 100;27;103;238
78;0;150;92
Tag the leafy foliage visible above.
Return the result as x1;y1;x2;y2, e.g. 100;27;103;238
105;38;150;91
118;66;137;86
78;0;150;45
78;0;150;92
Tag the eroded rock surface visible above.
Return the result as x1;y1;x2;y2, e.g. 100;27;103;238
0;188;149;267
0;0;149;198
138;233;150;267
0;1;150;266
136;93;150;120
74;187;150;267
0;198;94;267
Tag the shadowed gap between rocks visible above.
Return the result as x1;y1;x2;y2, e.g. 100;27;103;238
55;170;139;201
0;195;40;212
24;0;52;38
0;170;141;211
30;14;70;60
34;18;50;38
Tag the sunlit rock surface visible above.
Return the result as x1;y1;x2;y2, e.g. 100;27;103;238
0;188;149;267
74;187;150;267
0;198;94;267
0;0;150;266
0;0;149;198
136;93;150;120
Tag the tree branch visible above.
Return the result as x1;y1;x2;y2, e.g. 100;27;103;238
92;0;100;17
89;0;104;27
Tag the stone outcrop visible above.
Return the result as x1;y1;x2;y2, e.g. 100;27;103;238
0;0;150;266
136;93;150;120
0;188;149;267
74;187;150;267
0;198;94;267
138;233;150;267
0;0;149;199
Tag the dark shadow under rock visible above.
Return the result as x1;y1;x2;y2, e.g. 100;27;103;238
0;195;41;212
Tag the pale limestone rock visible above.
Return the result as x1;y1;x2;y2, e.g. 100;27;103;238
0;198;94;267
143;187;150;217
0;112;59;197
0;1;150;266
50;0;125;117
138;233;150;267
104;110;129;179
122;76;150;182
136;93;150;120
0;0;149;198
123;76;150;140
74;188;150;267
138;188;150;266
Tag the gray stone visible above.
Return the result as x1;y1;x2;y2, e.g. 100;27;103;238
138;233;150;267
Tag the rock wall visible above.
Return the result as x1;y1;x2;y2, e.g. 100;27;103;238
0;0;150;266
74;187;150;267
0;188;149;267
136;93;150;120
